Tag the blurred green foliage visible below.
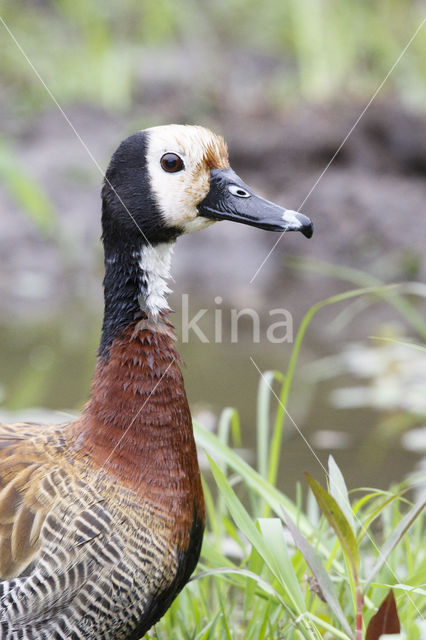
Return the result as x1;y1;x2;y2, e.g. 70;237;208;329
0;0;425;112
0;138;57;234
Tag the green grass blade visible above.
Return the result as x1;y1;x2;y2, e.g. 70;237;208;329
355;493;402;544
257;517;306;612
218;407;241;450
194;422;312;535
329;455;356;533
244;545;264;615
370;336;426;352
282;507;354;638
306;473;360;575
287;256;426;341
269;284;399;487
195;567;283;602
304;612;353;640
256;370;282;479
207;456;320;638
365;498;426;591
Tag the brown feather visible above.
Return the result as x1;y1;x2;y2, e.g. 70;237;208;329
71;315;204;552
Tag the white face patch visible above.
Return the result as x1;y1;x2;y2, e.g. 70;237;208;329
145;124;229;234
138;242;174;318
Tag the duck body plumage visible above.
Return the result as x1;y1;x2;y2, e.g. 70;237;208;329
0;124;312;637
0;317;204;639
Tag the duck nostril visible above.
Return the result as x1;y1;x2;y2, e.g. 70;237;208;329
228;184;251;198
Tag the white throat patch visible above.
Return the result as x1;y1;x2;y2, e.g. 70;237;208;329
137;243;174;318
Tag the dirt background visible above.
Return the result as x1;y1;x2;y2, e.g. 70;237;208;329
1;100;425;318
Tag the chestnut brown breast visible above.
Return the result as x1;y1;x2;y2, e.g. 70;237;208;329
74;317;205;552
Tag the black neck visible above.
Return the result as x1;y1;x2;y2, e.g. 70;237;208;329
99;239;145;359
99;232;178;358
99;130;183;357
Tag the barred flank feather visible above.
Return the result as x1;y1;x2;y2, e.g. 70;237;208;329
0;317;204;639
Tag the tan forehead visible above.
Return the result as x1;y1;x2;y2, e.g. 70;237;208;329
146;124;229;170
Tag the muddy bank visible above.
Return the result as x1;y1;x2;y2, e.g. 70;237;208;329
1;100;425;321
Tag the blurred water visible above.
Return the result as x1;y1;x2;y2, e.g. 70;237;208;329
0;302;423;499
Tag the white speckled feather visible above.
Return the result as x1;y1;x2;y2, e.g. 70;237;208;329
138;243;174;317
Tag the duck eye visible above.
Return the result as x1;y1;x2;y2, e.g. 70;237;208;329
160;153;184;173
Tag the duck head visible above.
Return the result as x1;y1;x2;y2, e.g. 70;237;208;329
101;124;313;247
99;125;313;354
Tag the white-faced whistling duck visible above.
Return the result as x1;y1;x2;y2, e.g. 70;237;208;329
0;125;313;639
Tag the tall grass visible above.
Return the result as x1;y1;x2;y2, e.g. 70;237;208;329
148;286;425;639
